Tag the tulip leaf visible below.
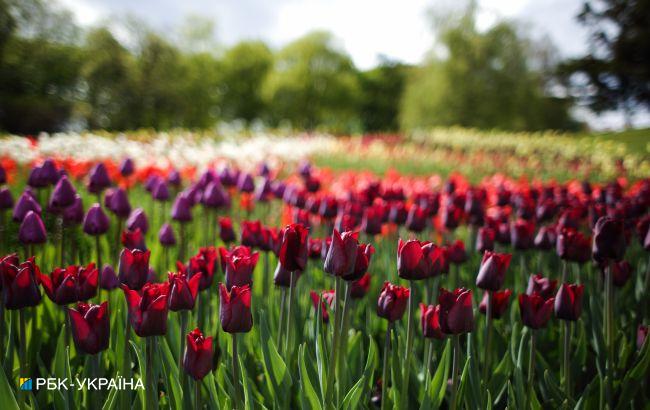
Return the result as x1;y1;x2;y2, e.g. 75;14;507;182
298;344;323;410
259;311;291;406
615;337;650;410
513;329;527;407
428;338;450;410
0;365;19;410
101;381;119;410
485;390;492;410
342;335;377;410
129;340;147;408
574;375;599;410
158;338;183;410
465;332;483;408
543;369;565;406
239;356;254;410
487;348;512;405
456;356;470;408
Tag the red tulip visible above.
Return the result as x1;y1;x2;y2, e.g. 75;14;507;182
168;272;201;311
479;289;512;319
309;290;331;323
344;243;375;282
554;283;584;321
40;263;98;305
447;240;468;265
218;217;236;243
278;223;309;272
0;255;42;309
219;283;253;333
376;281;410;322
121;228;147;251
638;325;648;350
518;293;554;329
220;246;259;289
397;239;443;280
241;220;263;248
420;304;444;339
350;273;371;299
122;282;170;337
68;302;109;354
308;238;323;260
476;251;511;291
476;227;495;253
438;287;474;334
324;230;359;277
259;226;280;254
405;204;427;232
118;248;151;291
188;247;219;291
526;274;557;300
592;216;626;262
183;328;214;380
557;228;591;264
511;219;535;250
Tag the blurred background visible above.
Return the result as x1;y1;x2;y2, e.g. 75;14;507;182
0;0;648;136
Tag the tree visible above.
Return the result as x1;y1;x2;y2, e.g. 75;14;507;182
359;58;408;132
560;0;650;126
263;31;361;133
219;41;272;123
400;4;579;132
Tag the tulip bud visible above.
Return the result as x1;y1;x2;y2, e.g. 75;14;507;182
122;228;147;251
168;169;182;186
0;187;14;210
218;217;236;243
83;204;110;236
556;228;591;263
118;248;151;291
241;220;263;248
350;273;371;299
476;251;511;291
420;304;444;339
237;173;255;193
592;216;626;262
108;188;131;218
273;262;302;287
223;245;259;289
49;176;77;210
219;283;253;333
202;181;230;209
188;247;219;291
183;328;214;380
554;283;584;321
518;293;554;329
397;239;443;280
447;240;468;265
607;260;632;287
171;194;193;222
122;282;170;337
438;287;474;334
361;207;383;236
158;223;176;246
376;281;410;322
526;274;557;300
68;302;110;354
511;219;535;250
13;191;41;222
168;272;201;311
19;210;47;244
278;223;309;272
534;226;556;251
479;289;512;319
40;263;98;305
0;255;42;309
120;158;134;177
62;195;84;226
476;227;495;253
405;204;427;232
344;243;375;282
152;181;170;202
87;163;112;193
100;264;119;290
388;202;408;225
324;230;359;277
126;208;148;234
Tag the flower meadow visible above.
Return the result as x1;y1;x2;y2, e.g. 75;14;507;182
0;132;649;410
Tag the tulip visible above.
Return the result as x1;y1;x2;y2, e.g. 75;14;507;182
221;246;259;290
0;164;5;184
388;202;407;225
171;194;193;222
0;255;42;309
49;176;76;210
592;216;626;262
107;188;131;219
19;210;47;245
87;163;111;194
511;219;535;250
277;223;309;272
405;204;427;232
158;223;176;246
183;328;214;381
68;302;109;354
168;272;201;311
361;206;383;235
447;240;468;265
420;304;444;339
476;251;511;291
557;228;591;265
273;262;302;287
218;217;236;243
118;248;151;291
519;293;554;329
534;225;556;250
526;274;557;300
479;289;512;319
83;204;110;236
441;204;462;231
13;192;41;222
309;291;330;323
219;283;252;333
476;227;495;253
308;238;323;260
350;273;371;299
397;239;443;280
0;187;14;210
344;243;374;282
324;230;359;277
126;208;148;234
100;264;119;290
638;325;648;350
119;158;134;177
438;287;474;334
241;220;263;248
152;181;170;202
40;263;98;305
376;281;410;322
168;169;182;186
27;165;49;188
62;195;84;226
237;172;255;193
606;260;632;287
554;283;584;321
122;282;170;337
122;228;146;251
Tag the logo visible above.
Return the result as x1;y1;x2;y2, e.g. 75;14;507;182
19;378;32;391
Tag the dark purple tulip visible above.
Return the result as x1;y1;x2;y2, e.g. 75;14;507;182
438;287;474;334
19;210;47;244
318;196;338;219
49;175;77;210
120;158;134;177
62;195;84;225
534;226;556;250
68;302;110;354
126;208;148;233
13;191;42;222
476;227;495;253
87;163;111;193
219;283;253;333
168;272;201;311
28;166;48;188
0;187;14;210
41;159;59;184
554;283;584;321
237;172;255;193
118;248;151;291
159;223;176;246
324;230;359;277
100;264;119;290
108;187;131;218
145;175;160;193
152;180;170;202
526;274;557;300
376;281;410;322
476;251;511;291
271;180;286;199
167;169;181;186
171;194;192;222
1;255;42;309
592;216;626;262
254;177;272;202
83;204;110;236
202;181;230;209
122;282;169;337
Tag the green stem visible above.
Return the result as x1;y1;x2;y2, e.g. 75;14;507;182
195;379;201;410
231;333;241;409
17;309;27;409
528;330;536;407
401;281;416;410
179;311;188;386
146;337;157;410
179;223;186;262
482;290;493;383
95;235;102;301
325;276;343;406
380;323;392;410
561;260;568;283
605;262;614;408
59;217;65;266
285;271;296;354
450;335;461;410
277;288;287;348
338;282;352;396
423;339;433;392
563;321;571;400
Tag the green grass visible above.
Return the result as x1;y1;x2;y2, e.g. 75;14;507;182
584;128;650;155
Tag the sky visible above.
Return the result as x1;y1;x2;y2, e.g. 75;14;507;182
58;0;649;130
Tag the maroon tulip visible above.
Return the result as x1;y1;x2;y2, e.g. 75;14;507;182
219;283;253;333
188;247;219;291
447;240;468;265
476;227;495;253
405;204;427;232
479;289;512;319
534;226;556;251
344;243;375;282
592;216;626;262
122;228;146;251
183;328;214;380
518;293;554;329
557;228;591;263
100;264;119;290
607;260;632;287
241;220;263;248
1;255;42;309
19;210;47;244
438;288;474;334
361;206;383;236
83;204;110;236
168;272;201;311
308;238;324;260
638;325;648;350
526;274;557;300
554;283;584;321
218;217;236;243
273;262;302;287
310;290;331;323
324;230;359;277
350;273;371;299
441;204;462;231
118;248;151;291
40;263;98;305
397;239;444;280
476;251;511;291
122;282;170;337
377;281;409;322
278;223;309;272
511;219;535;250
420;304;444;339
68;302;109;354
221;246;259;289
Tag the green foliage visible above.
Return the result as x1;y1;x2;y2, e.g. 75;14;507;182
359;60;408;132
